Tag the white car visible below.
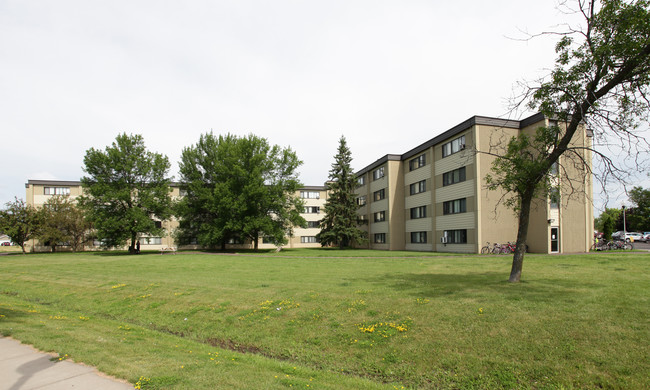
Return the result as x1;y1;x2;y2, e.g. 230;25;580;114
612;231;643;242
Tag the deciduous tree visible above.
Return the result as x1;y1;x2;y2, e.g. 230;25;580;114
317;136;367;248
176;133;305;250
37;195;91;252
486;0;650;282
79;133;172;253
0;198;40;254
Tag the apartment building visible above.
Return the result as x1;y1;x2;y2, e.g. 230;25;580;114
354;113;593;254
24;180;327;252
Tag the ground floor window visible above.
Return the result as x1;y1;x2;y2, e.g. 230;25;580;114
443;229;467;244
410;231;427;243
142;237;162;245
374;233;386;244
301;236;319;243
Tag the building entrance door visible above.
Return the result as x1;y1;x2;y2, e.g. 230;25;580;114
551;227;560;253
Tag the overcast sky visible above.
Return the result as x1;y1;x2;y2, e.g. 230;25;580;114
1;0;647;213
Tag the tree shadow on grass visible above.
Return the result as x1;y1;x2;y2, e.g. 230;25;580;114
365;271;604;302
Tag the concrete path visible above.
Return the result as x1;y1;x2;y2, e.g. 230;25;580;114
0;337;133;390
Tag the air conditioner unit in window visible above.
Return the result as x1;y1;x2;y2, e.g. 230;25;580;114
460;144;466;150
441;236;448;244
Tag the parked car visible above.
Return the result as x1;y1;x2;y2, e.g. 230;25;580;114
642;232;650;242
612;231;644;242
1;242;11;246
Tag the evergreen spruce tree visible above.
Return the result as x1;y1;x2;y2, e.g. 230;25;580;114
317;136;367;248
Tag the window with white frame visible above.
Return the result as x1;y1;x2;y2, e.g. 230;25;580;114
300;191;320;199
442;135;466;158
373;166;385;181
410;231;427;243
409;154;426;171
44;187;70;195
409;180;426;195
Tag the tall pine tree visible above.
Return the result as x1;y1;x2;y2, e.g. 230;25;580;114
317;136;367;248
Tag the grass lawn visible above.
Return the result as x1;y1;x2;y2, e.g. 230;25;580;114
0;249;648;389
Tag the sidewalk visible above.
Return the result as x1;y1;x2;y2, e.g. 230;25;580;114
0;337;133;390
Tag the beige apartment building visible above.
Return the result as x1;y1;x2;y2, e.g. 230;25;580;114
354;113;593;254
24;181;328;252
23;113;592;254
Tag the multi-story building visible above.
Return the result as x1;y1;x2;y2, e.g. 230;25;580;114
23;113;593;254
354;113;593;254
24;180;327;252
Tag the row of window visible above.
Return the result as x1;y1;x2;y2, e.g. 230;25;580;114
44;187;70;195
300;191;321;199
372;229;468;245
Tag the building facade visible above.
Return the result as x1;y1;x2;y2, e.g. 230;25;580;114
354;113;593;254
24;113;593;254
24;180;327;252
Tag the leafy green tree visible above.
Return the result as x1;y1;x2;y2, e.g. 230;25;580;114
595;207;621;239
0;198;40;254
317;136;367;248
79;133;172;253
485;0;650;282
37;195;91;252
176;133;305;250
626;186;650;231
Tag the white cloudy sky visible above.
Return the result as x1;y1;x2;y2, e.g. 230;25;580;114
0;0;647;213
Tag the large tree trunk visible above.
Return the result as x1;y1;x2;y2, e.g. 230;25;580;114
509;189;534;283
253;232;259;251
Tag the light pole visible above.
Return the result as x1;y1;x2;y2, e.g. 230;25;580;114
622;205;627;238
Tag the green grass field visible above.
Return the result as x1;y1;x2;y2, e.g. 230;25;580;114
1;249;648;389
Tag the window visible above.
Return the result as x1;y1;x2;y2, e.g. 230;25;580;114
44;187;70;195
442;166;466;186
301;236;319;243
374;211;386;222
307;221;320;228
410;206;426;219
373;188;386;201
300;191;320;199
373;166;385;181
409;154;426;171
179;188;188;197
304;206;320;214
443;198;467;215
374;233;386;244
443;229;467;244
550;187;560;209
262;236;275;244
357;176;366;186
357;215;367;223
411;231;427;243
154;221;162;229
409;180;426;195
357;196;367;206
143;237;162;245
227;237;243;244
442;135;466;157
